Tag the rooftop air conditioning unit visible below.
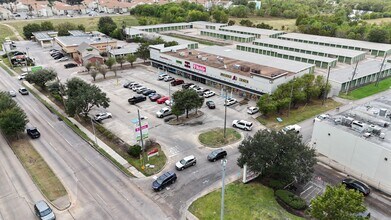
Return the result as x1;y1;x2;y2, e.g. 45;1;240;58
233;64;241;69
342;116;354;126
197;55;202;59
179;52;185;56
240;65;250;72
372;126;382;136
201;57;208;61
379;108;387;116
189;51;193;55
363;133;371;138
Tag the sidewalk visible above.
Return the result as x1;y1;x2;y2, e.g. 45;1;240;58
23;81;146;178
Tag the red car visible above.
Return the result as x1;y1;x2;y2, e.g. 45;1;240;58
157;96;169;104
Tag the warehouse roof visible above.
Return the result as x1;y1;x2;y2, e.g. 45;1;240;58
68;30;88;36
109;43;139;55
32;31;58;41
190;21;227;26
55;36;116;46
132;22;192;30
124;28;143;36
220;25;285;36
200;29;255;38
237;43;337;63
329;60;391;83
142;32;197;47
254;38;367;58
279;33;391;52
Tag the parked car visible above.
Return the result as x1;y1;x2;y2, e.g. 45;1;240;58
176;155;196;171
132;85;143;91
64;63;77;69
224;98;237;106
207;149;227;162
149;94;162;102
142;89;156;96
50;51;61;56
18;72;28;80
282;124;301;133
165;100;173;106
18;87;29;95
128;82;139;89
94;112;112;122
27;127;40;139
206;100;215;109
158;74;167;80
34;200;55;220
156;107;172;118
203;91;215;98
189;85;199;90
148;92;157;98
182;83;194;89
152;171;177;191
136;87;148;94
53;54;64;60
157;96;170;104
164;76;174;82
232;120;253;131
128;96;146;105
171;79;184;86
194;87;204;92
9;90;16;97
123;82;133;88
342;178;370;196
247;106;259;115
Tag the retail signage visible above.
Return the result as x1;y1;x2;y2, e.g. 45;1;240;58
193;63;206;72
176;60;182;64
221;73;231;78
185;61;191;68
231;75;237;81
160;56;171;62
239;78;249;83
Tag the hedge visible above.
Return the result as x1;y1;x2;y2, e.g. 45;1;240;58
275;190;307;210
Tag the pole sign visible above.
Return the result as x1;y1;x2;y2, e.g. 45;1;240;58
132;118;149;141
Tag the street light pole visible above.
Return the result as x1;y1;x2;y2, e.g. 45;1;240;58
220;159;227;220
223;89;227;138
90;117;98;146
137;109;145;169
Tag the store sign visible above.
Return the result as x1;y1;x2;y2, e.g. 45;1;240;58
185;61;191;68
193;63;206;72
221;73;231;78
231;75;237;81
176;60;182;64
160;56;171;62
239;78;249;83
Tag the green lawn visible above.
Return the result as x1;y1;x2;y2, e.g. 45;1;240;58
0;24;16;50
365;17;391;25
230;16;297;31
199;128;241;148
257;99;341;130
339;78;391;100
189;181;303;220
3;15;138;39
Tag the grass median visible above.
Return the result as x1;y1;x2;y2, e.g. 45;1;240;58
189;181;303;220
339;78;391;100
199;128;241;148
10;138;67;202
0;24;16;50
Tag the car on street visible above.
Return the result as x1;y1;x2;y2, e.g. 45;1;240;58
34;200;55;220
18;72;28;80
232;120;253;131
171;79;184;86
207;149;227;162
182;83;194;89
164;76;174;82
203;91;215;98
156;107;172;118
64;63;78;69
57;57;69;62
158;73;167;80
282;124;301;133
152;171;177;191
18;87;29;95
224;98;237;106
27;127;40;139
128;96;146;105
206;101;215;109
94;112;112;122
314;114;330;122
342;178;370;196
157;96;170;104
247;106;259;115
142;89;156;96
176;155;196;171
149;94;162;101
9;90;16;97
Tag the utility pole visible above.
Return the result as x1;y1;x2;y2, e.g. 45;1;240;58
137;109;145;169
322;65;331;106
345;61;359;95
26;47;30;74
220;159;227;220
223;89;227;138
90;117;98;146
287;78;294;118
375;54;387;87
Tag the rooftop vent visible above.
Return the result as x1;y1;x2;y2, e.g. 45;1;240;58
363;132;371;138
197;55;202;59
201;57;208;61
379;108;387;117
233;64;241;69
251;69;261;74
179;52;185;56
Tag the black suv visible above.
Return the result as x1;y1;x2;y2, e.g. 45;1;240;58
207;149;227;162
128;96;147;105
152;171;177;191
342;178;370;196
27;127;40;139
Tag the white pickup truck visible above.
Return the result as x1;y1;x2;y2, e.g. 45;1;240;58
282;124;301;133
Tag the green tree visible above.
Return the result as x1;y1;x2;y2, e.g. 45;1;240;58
116;56;126;69
98;16;117;36
77;24;86;32
56;22;76;36
228;20;236;26
40;21;54;31
0;91;17;112
172;89;201;118
66;78;110;117
257;94;277;116
367;27;389;43
136;43;150;63
23;23;41;39
237;129;316;183
90;68;98;81
310;184;366;220
212;10;229;23
171;103;184;120
85;62;93;73
24;68;57;90
97;65;107;79
126;54;137;67
0;92;28;137
110;28;125;40
187;10;210;21
105;57;116;70
229;5;250;18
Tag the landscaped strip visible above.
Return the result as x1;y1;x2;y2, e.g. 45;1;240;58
0;61;15;76
10;138;67;202
339;77;391;100
189;181;303;220
199;128;241;148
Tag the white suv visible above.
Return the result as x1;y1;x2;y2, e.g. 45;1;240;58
232;120;253;131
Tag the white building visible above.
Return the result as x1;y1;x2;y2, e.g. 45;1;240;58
311;97;391;194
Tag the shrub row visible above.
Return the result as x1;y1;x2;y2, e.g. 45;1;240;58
275;190;307;210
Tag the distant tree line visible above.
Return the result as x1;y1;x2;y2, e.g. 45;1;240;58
23;21;85;39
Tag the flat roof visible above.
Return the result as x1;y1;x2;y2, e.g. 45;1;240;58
254;38;367;58
124;28;143;36
237;43;337;63
55;36;116;46
197;46;314;74
190;21;227;26
220;25;285;36
279;33;391;52
32;31;57;41
142;32;197;46
68;30;88;36
200;29;255;38
329;59;391;83
132;22;192;30
109;43;139;55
